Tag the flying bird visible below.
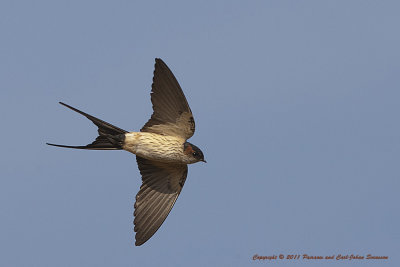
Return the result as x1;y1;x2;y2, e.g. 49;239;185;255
47;58;205;246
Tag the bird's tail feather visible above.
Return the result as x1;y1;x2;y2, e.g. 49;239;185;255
46;102;128;150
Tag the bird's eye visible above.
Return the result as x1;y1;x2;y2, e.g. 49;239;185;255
192;152;198;157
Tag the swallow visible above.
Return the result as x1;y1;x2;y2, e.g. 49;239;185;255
47;58;205;246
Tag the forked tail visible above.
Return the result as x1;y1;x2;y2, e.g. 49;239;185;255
46;102;128;150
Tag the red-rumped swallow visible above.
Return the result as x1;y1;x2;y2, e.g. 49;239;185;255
47;58;205;246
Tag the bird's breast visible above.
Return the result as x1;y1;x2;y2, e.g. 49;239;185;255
123;132;186;163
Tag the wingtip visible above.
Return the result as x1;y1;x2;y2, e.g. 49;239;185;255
135;238;145;246
155;58;165;65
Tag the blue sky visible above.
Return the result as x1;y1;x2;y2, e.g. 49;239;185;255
1;1;399;266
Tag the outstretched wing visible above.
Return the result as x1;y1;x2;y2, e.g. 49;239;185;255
134;156;188;246
141;58;195;140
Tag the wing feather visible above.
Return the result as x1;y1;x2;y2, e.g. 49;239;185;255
141;58;195;139
134;156;188;246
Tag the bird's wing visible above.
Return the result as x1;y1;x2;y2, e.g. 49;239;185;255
141;58;195;140
134;156;188;246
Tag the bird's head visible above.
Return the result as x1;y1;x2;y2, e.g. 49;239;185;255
183;142;206;164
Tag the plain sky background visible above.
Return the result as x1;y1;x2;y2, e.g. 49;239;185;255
1;1;399;266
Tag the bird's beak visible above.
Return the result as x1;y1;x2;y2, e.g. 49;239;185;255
202;159;207;163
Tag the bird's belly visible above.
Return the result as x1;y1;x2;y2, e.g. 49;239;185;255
123;132;185;162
